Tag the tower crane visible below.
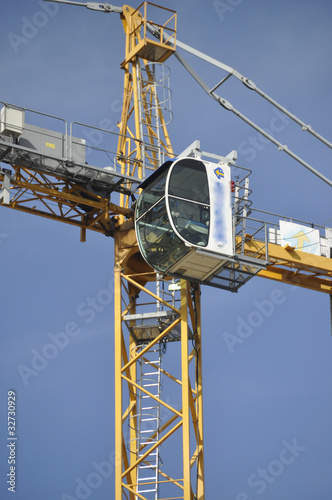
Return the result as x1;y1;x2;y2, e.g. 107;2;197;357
1;2;331;499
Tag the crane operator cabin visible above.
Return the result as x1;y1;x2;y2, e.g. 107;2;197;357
135;157;234;284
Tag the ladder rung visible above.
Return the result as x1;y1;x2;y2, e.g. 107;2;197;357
139;462;157;466
138;476;156;481
137;463;157;468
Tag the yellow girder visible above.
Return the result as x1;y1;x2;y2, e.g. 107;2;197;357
242;238;332;294
0;165;132;240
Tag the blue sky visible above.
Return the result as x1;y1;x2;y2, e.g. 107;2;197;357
1;0;332;499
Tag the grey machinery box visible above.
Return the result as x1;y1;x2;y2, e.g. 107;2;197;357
18;123;86;166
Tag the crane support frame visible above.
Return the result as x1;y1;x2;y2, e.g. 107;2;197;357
114;262;205;499
117;4;175;211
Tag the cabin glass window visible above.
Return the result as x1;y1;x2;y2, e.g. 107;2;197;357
136;171;167;219
136;197;190;272
168;159;210;247
168;159;210;203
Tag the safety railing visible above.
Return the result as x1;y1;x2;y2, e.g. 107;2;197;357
0;101;146;188
130;2;177;51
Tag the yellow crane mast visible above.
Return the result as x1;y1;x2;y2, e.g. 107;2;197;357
0;2;332;499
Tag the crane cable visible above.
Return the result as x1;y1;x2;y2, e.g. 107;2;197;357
42;3;332;187
41;2;332;187
173;39;332;150
42;0;122;13
146;23;332;188
173;49;332;188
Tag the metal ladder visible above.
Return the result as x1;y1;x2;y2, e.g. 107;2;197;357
138;62;173;177
135;342;164;499
125;275;179;498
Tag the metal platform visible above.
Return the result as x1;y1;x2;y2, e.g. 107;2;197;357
0;101;142;197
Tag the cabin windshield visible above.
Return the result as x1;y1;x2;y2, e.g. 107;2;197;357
168;159;210;247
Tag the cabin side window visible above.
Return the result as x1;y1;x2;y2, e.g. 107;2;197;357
135;168;191;273
136;172;167;219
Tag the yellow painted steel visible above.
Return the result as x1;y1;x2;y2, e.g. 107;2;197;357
114;266;124;500
114;264;206;498
192;285;205;499
111;13;182;494
121;3;176;66
241;238;332;294
0;166;131;239
117;3;175;211
181;280;191;500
